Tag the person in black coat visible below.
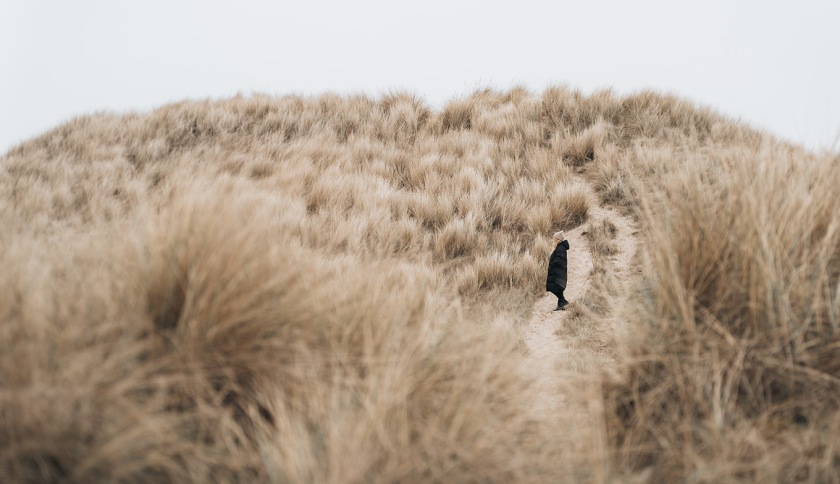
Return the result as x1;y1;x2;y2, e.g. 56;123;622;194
546;231;569;311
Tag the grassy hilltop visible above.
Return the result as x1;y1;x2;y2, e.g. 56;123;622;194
2;86;839;483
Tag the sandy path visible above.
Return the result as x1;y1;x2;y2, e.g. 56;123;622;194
523;176;638;414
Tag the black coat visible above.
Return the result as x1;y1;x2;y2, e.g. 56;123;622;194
545;240;569;292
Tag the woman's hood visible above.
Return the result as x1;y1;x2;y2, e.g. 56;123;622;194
553;239;570;252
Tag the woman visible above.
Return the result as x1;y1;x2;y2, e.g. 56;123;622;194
546;231;569;311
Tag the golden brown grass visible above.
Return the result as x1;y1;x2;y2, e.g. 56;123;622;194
2;84;838;482
606;144;840;482
0;185;567;483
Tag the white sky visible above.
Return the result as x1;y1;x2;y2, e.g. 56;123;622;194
2;0;838;154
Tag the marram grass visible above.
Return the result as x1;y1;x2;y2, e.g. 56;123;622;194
1;86;838;483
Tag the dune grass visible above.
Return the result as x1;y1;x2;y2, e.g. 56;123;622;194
606;144;840;482
2;85;838;482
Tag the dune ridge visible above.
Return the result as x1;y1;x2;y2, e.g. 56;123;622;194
1;86;838;482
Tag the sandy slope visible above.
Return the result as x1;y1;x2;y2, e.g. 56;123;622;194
523;176;638;415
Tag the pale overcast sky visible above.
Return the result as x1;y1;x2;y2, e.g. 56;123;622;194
2;0;838;154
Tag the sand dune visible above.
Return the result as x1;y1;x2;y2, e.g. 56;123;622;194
1;87;838;483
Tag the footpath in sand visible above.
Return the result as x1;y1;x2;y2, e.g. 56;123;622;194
523;177;639;414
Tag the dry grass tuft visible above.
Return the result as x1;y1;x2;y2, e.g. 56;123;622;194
562;120;617;167
585;217;618;256
605;145;840;482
